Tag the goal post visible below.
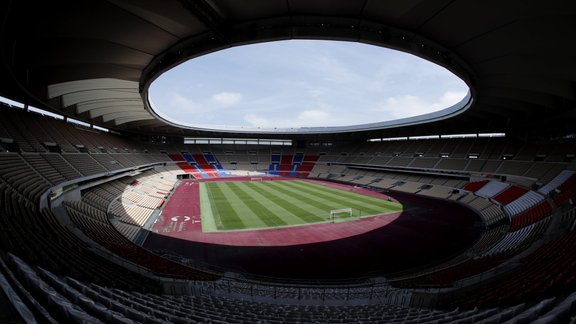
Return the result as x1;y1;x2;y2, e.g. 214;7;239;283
329;208;354;222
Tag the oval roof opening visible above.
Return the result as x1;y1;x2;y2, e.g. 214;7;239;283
148;40;469;133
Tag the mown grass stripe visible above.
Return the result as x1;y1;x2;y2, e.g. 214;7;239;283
293;180;403;210
205;182;247;230
241;182;325;223
235;182;308;225
265;181;359;216
278;181;386;215
226;182;288;227
251;182;328;221
284;180;400;214
214;182;269;229
289;180;399;209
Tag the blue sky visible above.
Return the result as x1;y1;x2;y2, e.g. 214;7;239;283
149;40;469;129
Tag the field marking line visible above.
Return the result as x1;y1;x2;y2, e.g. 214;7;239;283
199;182;219;232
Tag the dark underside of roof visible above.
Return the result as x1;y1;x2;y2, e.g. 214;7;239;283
1;0;575;141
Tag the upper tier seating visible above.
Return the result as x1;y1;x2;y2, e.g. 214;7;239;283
475;181;510;198
493;185;529;205
538;170;575;195
504;191;545;217
464;180;489;192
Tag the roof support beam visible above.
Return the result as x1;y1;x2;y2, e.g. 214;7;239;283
178;0;229;43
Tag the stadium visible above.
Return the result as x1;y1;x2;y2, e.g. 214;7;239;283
1;0;576;322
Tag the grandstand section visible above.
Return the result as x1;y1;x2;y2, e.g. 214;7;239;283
0;101;575;323
1;1;576;323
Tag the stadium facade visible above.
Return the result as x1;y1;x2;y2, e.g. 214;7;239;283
0;1;576;322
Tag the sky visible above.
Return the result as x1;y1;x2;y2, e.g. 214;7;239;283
149;39;469;130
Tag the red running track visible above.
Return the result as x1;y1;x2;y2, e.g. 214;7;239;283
150;177;402;247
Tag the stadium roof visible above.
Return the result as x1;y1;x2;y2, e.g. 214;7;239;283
0;0;575;141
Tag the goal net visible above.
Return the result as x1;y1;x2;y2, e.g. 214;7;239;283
329;208;354;222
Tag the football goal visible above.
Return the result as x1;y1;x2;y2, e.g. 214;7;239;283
329;208;355;222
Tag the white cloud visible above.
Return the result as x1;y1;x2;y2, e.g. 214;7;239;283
169;93;202;112
244;114;273;128
211;92;242;106
374;91;467;120
297;110;330;125
308;88;326;98
430;91;467;109
166;91;243;119
376;95;429;119
244;110;331;128
314;56;361;84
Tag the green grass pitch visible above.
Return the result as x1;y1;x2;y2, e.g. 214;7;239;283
199;180;403;232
